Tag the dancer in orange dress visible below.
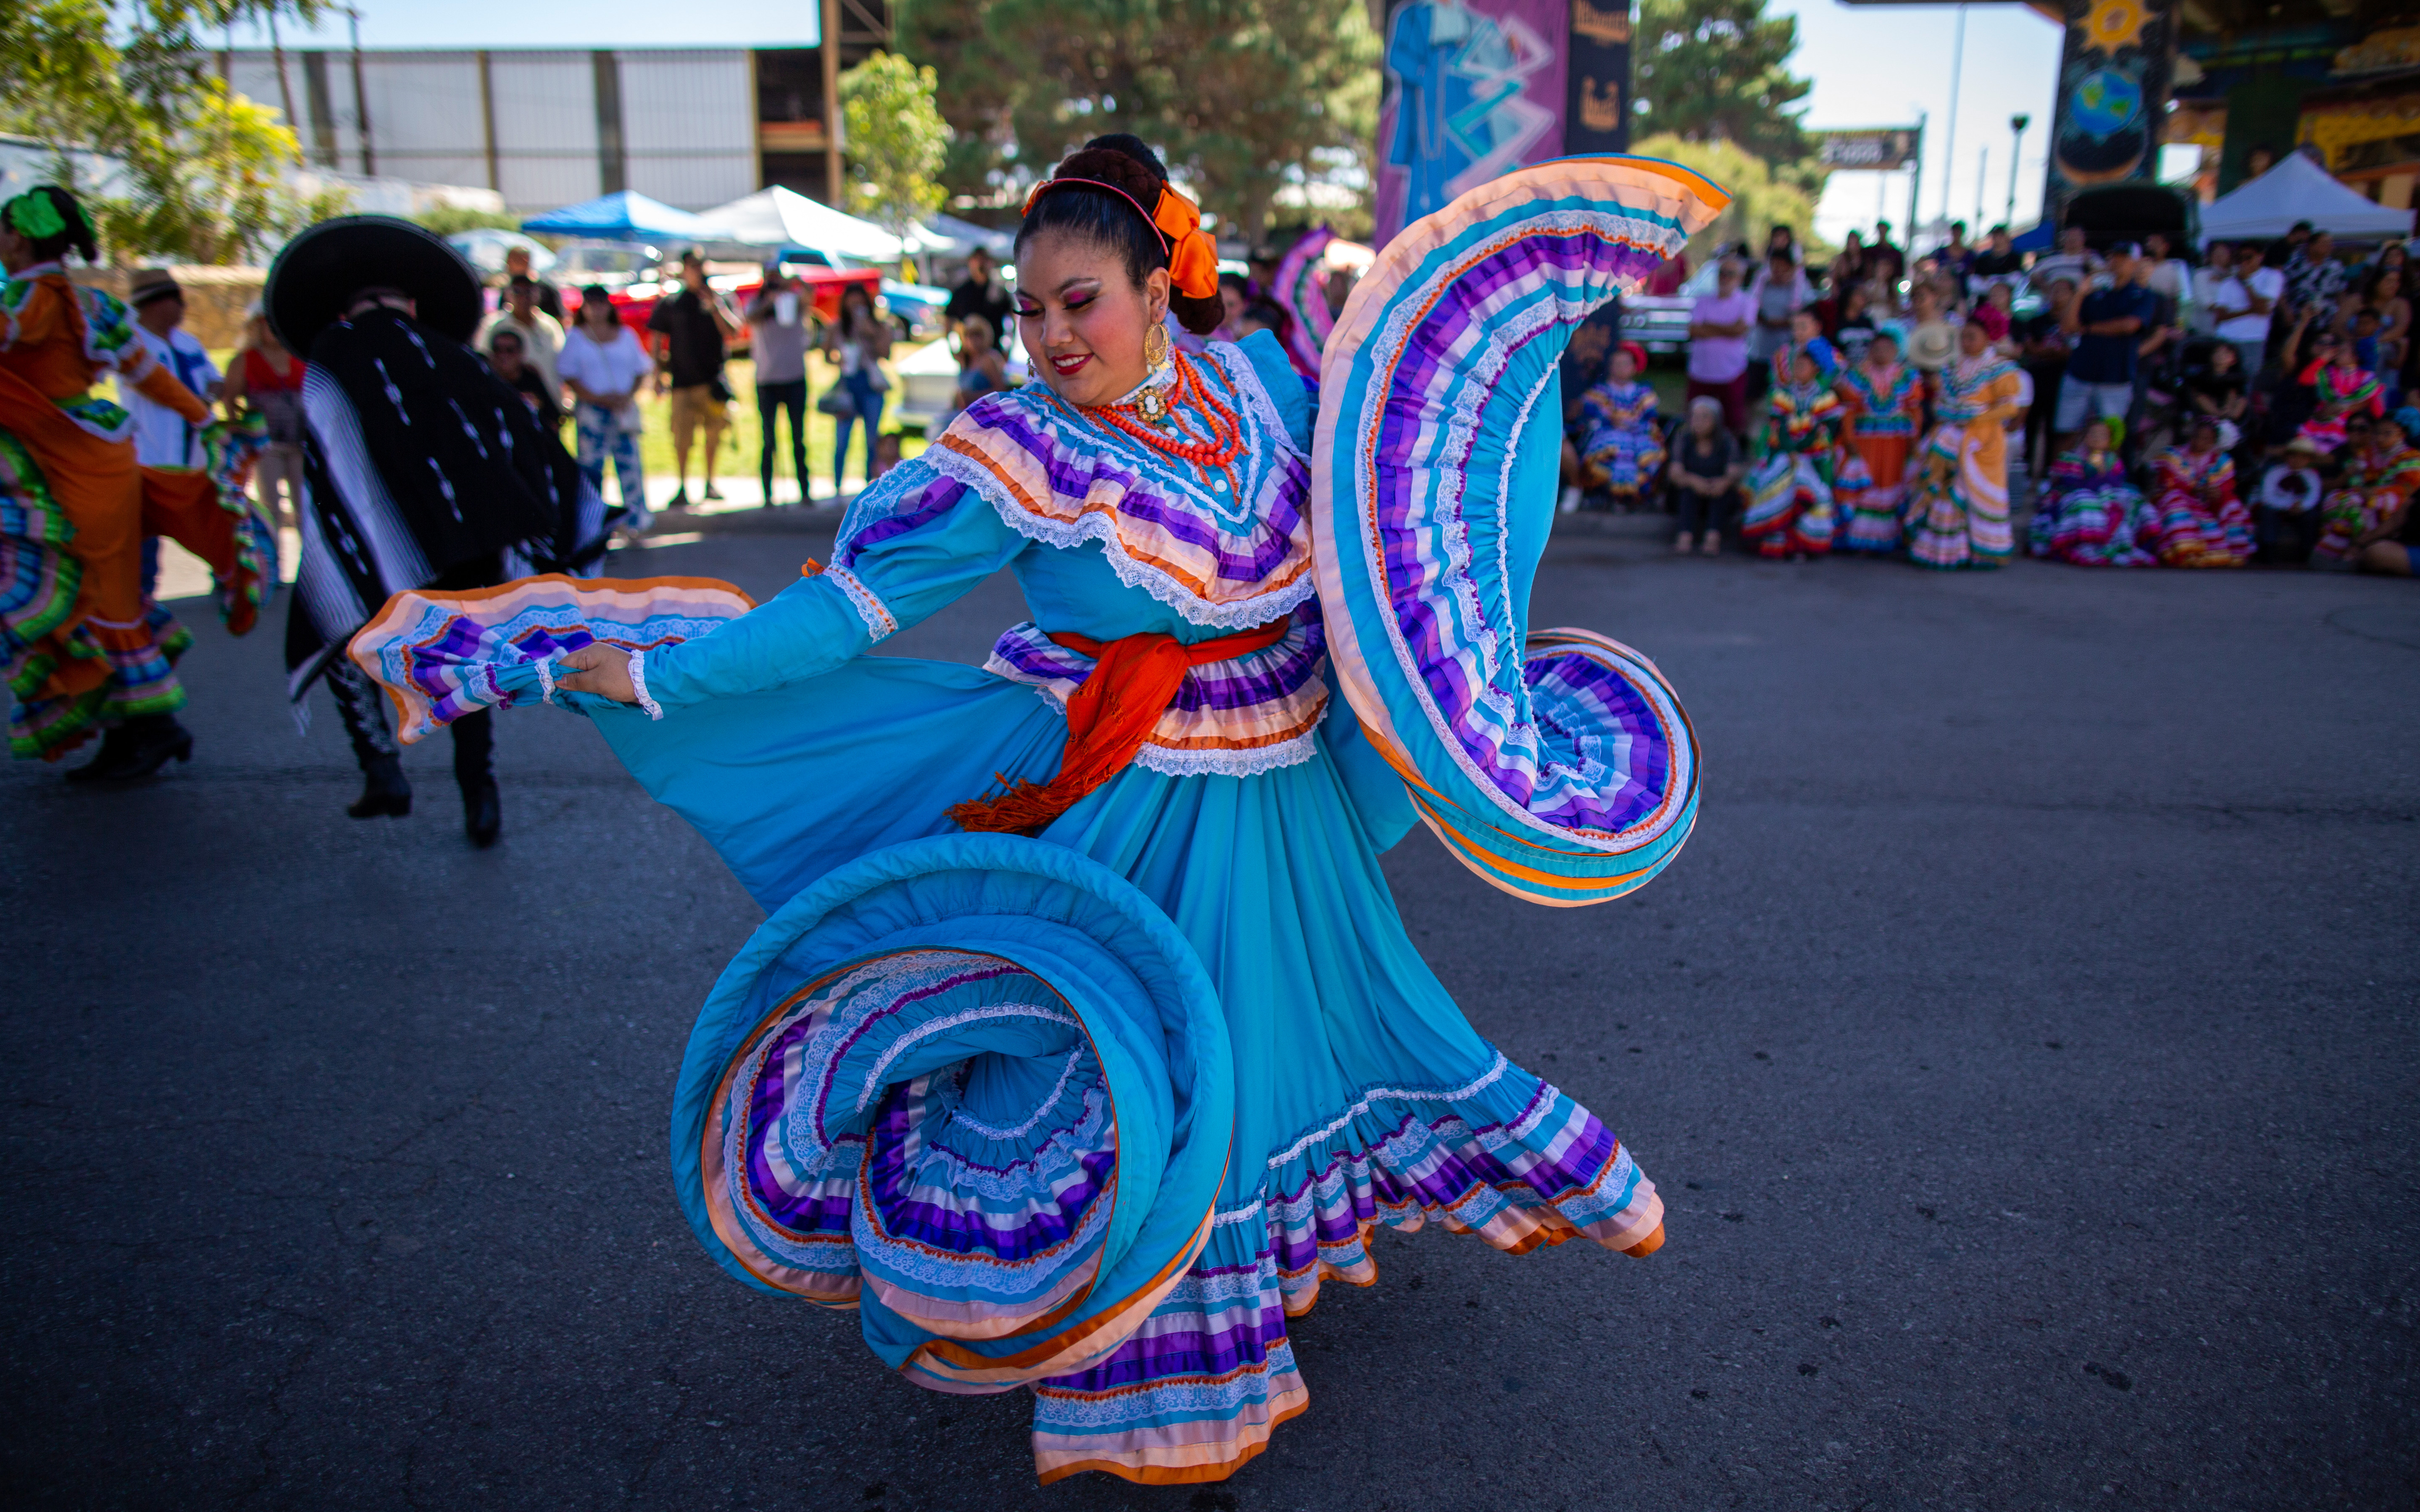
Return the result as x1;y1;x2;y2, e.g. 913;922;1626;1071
0;186;272;775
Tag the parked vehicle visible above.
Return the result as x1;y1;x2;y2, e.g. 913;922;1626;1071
891;334;1029;435
571;260;886;357
1619;259;1721;357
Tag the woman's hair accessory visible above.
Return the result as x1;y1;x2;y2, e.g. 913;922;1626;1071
2393;405;2420;435
1616;340;1649;372
1968;302;2009;341
5;190;66;240
1023;174;1220;302
1799;336;1838;378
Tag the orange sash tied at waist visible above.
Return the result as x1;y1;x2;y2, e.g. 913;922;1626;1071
948;619;1292;835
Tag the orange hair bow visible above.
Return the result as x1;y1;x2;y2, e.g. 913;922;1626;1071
1023;176;1221;302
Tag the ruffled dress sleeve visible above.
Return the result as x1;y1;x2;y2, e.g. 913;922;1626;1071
636;452;1032;710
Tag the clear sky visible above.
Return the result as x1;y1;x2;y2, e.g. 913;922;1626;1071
234;0;2062;244
1778;0;2069;244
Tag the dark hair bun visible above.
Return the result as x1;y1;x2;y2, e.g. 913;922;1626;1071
1019;136;1226;337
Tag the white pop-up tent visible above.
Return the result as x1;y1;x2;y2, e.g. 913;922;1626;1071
2201;151;2415;243
697;186;904;263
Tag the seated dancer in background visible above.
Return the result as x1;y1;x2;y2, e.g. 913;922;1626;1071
1908;307;2024;570
0;185;273;777
2315;406;2420;566
2296;337;2384;454
2028;417;2158;566
1741;337;1843;558
1830;328;1923;553
1577;341;1665;511
2251;434;2327;563
2148;415;2254;567
265;216;607;845
341;143;1714;1486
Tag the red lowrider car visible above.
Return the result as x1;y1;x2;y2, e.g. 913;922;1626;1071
570;262;884;354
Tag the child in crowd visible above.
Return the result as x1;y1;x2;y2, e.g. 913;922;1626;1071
2315;406;2420;564
2183;341;2248;431
2030;417;2156;567
1577;342;1665;512
1741;340;1843;559
2296;336;2383;453
2150;415;2254;567
2253;433;2327;563
1668;396;1741;556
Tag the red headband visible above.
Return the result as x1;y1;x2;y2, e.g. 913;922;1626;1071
1023;175;1221;302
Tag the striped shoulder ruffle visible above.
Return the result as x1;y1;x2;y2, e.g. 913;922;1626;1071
918;345;1315;630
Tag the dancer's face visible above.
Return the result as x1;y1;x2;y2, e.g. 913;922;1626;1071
1015;229;1171;409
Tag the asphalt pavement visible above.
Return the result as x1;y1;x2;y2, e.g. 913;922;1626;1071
4;512;2416;1511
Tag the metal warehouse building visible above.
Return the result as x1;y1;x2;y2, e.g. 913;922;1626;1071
216;0;891;213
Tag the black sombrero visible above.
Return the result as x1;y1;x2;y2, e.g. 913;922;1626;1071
265;215;484;353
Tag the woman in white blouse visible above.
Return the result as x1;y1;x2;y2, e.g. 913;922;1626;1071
558;284;655;531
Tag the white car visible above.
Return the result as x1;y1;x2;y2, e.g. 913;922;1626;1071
891;335;1027;434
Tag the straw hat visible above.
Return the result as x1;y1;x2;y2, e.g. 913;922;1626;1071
265;215;483;354
126;267;182;307
1904;320;1958;371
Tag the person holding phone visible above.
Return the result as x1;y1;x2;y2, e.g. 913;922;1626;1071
747;263;814;506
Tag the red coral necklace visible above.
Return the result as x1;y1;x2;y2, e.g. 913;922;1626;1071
1085;351;1246;498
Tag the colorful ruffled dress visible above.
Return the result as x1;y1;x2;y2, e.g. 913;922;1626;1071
1907;350;2023;570
1741;376;1841;556
343;160;1724;1486
2294;359;2384;453
2312;443;2420;562
2148;445;2252;567
1271;225;1335;377
0;263;273;757
2028;448;2157;566
1831;360;1923;552
1576;377;1666;505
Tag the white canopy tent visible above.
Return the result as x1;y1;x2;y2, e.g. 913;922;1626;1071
697;186;905;263
2201;152;2414;243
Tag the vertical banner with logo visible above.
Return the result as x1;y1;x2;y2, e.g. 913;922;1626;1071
1565;0;1632;157
2041;0;2175;227
1374;0;1573;247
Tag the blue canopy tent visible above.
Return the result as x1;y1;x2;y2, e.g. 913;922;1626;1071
520;191;719;242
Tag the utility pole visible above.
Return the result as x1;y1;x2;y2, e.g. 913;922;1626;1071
821;0;843;207
270;15;298;142
1907;112;1926;255
1940;3;1967;239
2008;114;2031;226
347;6;373;176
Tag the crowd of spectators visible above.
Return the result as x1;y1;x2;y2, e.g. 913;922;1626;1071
1556;215;2420;576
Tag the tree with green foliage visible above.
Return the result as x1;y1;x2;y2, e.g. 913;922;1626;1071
894;0;1378;245
0;0;350;263
839;51;952;236
1632;0;1820;189
1629;132;1827;262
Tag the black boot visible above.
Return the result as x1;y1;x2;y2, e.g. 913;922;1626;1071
348;754;413;818
460;775;501;848
452;709;500;848
65;714;193;783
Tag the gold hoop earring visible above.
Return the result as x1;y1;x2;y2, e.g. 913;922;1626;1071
1145;321;1171;370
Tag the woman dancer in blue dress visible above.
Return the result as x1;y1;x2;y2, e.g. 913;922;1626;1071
348;139;1719;1485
